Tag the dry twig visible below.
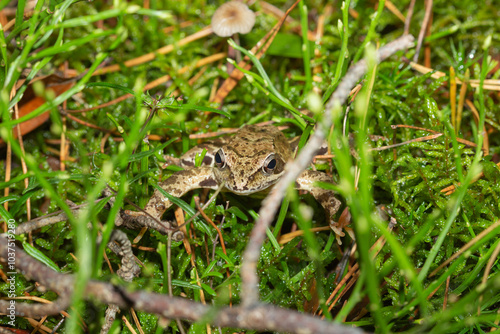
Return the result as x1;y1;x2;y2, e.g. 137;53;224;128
409;62;500;91
413;0;433;63
93;27;214;75
429;220;500;277
240;34;416;307
0;236;362;333
404;0;416;36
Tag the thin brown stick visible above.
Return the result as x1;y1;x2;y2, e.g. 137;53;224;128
329;271;360;316
167;231;187;334
25;318;52;334
278;226;331;244
240;35;415;307
490;312;500;332
482;240;500;287
122;316;139;334
259;1;316;40
391;124;439;134
163;21;194;34
443;276;450;310
370;133;443;151
130;308;144;334
193;199;226;334
29;315;48;334
385;1;405;22
312;4;332;95
60;62;69;172
423;11;433;68
11;88;32;223
456;69;469;133
3;126;12;213
413;0;433;63
427;281;443;300
0;234;363;334
404;0;416;35
440;99;491;195
429;220;500;277
467;99;489;155
478;240;500;315
410;62;500;91
450;67;457;132
94;27;214;75
320;217;396;316
194;198;228;256
14;198;108;235
390;124;479;148
65;113;118;134
70;53;226;113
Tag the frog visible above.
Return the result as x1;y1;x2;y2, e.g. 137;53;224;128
122;124;351;244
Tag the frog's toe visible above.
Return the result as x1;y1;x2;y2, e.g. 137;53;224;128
330;224;345;237
114;210;125;226
344;227;355;241
330;224;346;245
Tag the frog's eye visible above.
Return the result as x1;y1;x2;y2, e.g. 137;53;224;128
214;149;226;169
262;154;277;174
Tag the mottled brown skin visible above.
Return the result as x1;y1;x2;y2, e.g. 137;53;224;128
125;125;347;243
213;125;291;194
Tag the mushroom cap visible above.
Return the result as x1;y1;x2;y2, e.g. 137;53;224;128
211;1;256;37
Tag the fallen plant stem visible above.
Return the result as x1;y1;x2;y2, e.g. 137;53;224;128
0;233;363;333
404;0;416;35
320;217;396;316
389;124;480;149
240;34;416;307
70;53;226;114
410;62;500;91
385;1;405;22
429;219;500;277
93;26;214;75
466;99;489;155
194;197;228;256
278;226;331;244
413;0;433;62
14;199;108;235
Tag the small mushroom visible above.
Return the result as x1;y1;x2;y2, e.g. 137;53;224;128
211;1;255;37
211;1;256;70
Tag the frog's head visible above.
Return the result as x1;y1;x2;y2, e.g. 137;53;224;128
212;126;291;194
213;147;287;194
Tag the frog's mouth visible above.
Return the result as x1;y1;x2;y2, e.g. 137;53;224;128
226;187;263;195
225;180;277;195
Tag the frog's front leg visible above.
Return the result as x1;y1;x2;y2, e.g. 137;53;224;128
295;170;351;244
123;166;218;232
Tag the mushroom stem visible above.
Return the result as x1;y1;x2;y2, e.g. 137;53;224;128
227;34;240;74
211;0;255;75
233;33;241;63
227;40;236;74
